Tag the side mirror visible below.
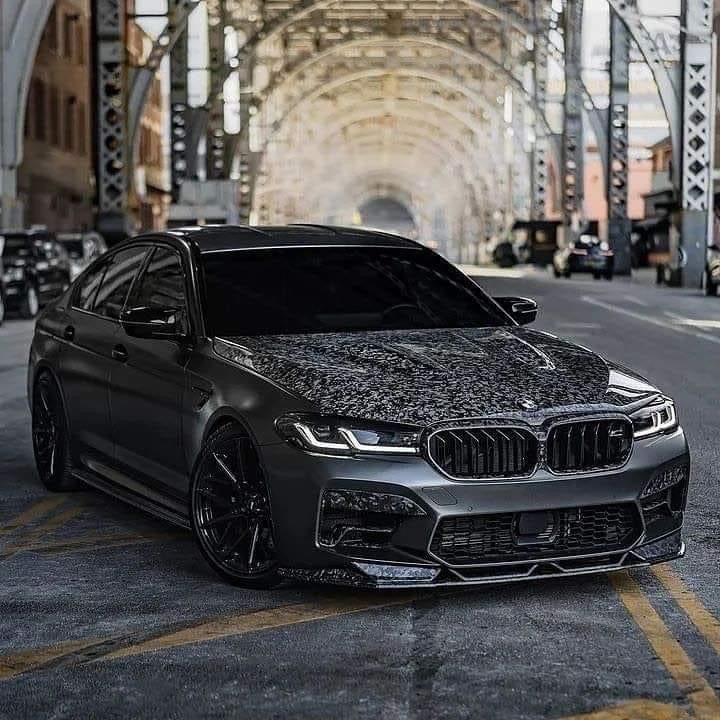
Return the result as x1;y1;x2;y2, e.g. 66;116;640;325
494;296;538;326
121;305;182;340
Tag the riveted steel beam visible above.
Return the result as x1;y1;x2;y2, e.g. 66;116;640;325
607;0;633;275
170;2;189;202
205;0;227;180
531;1;551;220
128;0;199;185
91;0;129;242
562;0;585;236
678;0;716;287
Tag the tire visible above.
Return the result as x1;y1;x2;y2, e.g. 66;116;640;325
553;266;561;278
21;285;39;319
705;271;718;296
32;373;79;491
592;271;601;280
190;423;280;588
563;269;571;279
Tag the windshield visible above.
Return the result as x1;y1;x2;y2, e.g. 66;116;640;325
60;240;84;259
1;235;32;259
201;246;508;336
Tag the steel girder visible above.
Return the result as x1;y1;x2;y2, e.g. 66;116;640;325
170;3;190;202
531;1;551;221
91;0;129;241
562;0;585;235
205;0;227;180
679;0;716;287
128;0;200;180
607;0;633;275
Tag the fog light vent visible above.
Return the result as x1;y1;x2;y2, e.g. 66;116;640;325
641;464;688;499
317;490;425;549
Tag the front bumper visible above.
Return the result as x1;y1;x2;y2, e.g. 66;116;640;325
261;427;689;588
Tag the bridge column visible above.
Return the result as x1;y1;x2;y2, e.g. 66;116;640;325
607;0;633;275
561;0;585;242
170;2;190;202
91;0;129;242
679;0;716;288
0;0;54;228
205;0;226;180
531;1;550;221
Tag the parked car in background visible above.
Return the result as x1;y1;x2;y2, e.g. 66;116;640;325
492;239;518;268
704;244;720;296
0;228;72;319
0;239;6;327
553;234;614;280
57;232;108;280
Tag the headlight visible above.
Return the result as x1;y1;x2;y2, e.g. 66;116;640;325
276;414;421;456
2;267;24;282
631;398;678;439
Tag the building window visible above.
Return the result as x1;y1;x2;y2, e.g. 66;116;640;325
50;86;61;146
64;96;77;151
45;7;58;54
32;79;47;142
63;13;78;60
76;23;85;65
78;102;87;155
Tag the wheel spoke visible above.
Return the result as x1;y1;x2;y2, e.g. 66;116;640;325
247;521;260;568
219;525;252;559
212;452;240;486
201;509;245;529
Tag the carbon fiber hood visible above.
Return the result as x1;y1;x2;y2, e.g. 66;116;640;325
219;327;660;426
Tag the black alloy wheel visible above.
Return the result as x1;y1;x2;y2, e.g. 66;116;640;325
190;424;280;587
32;373;78;491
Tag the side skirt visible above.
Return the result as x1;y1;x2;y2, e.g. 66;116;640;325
72;467;191;530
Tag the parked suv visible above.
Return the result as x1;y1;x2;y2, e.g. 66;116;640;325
57;232;108;280
0;228;72;319
704;244;720;296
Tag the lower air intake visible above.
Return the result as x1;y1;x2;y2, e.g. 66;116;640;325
430;504;641;565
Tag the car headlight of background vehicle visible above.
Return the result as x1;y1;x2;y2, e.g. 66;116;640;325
631;398;678;439
276;414;421;456
2;267;24;283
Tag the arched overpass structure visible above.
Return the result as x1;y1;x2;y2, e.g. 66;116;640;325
0;0;716;282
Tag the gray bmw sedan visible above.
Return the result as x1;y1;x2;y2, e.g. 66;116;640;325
27;225;689;588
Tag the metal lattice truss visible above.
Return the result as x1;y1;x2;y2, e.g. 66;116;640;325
210;0;546;250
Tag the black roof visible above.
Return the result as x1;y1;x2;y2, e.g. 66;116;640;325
162;224;421;254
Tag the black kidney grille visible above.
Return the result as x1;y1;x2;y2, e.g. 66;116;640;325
430;504;640;565
546;419;633;473
428;427;538;479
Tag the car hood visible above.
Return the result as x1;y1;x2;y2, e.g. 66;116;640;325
217;328;660;426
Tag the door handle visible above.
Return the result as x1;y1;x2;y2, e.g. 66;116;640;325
112;345;128;363
63;325;75;342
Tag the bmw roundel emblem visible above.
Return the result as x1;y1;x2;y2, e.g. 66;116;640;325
519;398;537;411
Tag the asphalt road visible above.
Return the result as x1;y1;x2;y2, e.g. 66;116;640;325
1;268;719;720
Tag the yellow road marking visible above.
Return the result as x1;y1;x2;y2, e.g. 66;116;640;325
652;566;720;658
561;698;689;720
0;504;84;559
610;573;720;720
0;496;66;536
99;593;422;661
0;639;98;681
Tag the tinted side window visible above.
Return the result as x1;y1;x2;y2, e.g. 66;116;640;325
93;246;148;320
130;246;187;313
73;260;107;311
